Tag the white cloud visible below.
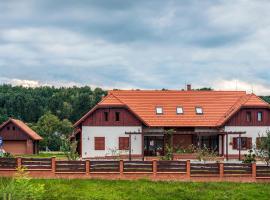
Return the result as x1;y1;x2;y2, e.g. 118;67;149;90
213;79;270;95
1;1;270;94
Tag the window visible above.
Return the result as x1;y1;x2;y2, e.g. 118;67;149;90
95;137;105;150
12;126;16;131
104;112;109;121
119;137;129;150
7;126;10;130
156;107;163;114
257;112;263;122
115;112;120;121
256;137;267;148
176;107;184;114
246;111;252;122
232;137;252;150
195;107;203;114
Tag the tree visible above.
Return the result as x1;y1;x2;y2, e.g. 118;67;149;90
31;112;73;151
61;138;79;160
0;84;107;124
256;131;270;166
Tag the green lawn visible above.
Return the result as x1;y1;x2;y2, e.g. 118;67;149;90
1;178;270;200
16;151;67;159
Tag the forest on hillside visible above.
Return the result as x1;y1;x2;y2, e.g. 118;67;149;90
0;85;107;124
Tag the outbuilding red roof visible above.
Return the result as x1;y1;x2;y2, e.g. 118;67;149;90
0;118;43;140
75;90;270;127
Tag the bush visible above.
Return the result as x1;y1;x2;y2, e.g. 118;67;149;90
196;145;218;162
243;149;256;163
255;131;270;166
0;167;45;200
1;152;14;158
61;137;79;160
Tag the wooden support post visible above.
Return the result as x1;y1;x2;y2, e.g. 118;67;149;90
238;134;241;161
142;132;144;161
85;160;90;175
119;160;124;176
51;157;56;173
252;162;257;179
153;159;157;177
219;163;224;178
226;133;229;161
17;157;22;168
129;133;131;161
186;160;191;178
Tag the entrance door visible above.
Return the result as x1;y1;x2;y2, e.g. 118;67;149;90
200;135;219;152
144;136;164;156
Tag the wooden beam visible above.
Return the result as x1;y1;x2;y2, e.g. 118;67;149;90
141;132;144;161
226;133;229;161
129;133;131;161
238;133;241;161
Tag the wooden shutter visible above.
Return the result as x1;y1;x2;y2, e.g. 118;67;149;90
247;137;252;149
95;137;105;150
119;137;129;150
232;137;238;150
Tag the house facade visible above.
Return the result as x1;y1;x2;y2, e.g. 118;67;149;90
73;88;270;160
0;118;42;155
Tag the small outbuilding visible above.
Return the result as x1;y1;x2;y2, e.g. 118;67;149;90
0;118;42;155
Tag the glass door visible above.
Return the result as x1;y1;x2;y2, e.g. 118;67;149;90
144;136;164;156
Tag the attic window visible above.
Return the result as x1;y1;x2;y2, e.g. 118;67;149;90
156;107;163;114
104;112;109;121
176;107;184;114
195;107;203;115
115;112;120;121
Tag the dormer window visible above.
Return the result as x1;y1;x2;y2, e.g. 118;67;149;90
257;112;263;122
176;107;184;114
246;111;252;122
156;107;163;114
104;112;109;121
195;107;203;114
115;112;120;121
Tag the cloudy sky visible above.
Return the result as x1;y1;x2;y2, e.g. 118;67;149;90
1;0;270;94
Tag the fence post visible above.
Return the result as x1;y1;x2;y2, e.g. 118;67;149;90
85;160;90;175
17;157;22;168
119;160;124;176
186;160;191;178
219;162;224;178
153;159;157;177
252;162;256;179
51;157;56;173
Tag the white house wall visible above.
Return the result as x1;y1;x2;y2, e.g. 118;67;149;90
82;126;142;158
224;126;270;155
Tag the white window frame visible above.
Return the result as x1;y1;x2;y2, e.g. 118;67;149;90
195;107;203;114
257;112;263;122
156;107;163;114
176;107;184;114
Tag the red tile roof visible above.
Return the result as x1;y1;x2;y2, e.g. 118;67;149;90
0;118;43;140
75;90;270;127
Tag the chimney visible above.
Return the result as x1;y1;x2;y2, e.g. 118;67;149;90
187;84;192;91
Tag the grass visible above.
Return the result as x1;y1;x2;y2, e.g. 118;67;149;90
16;151;67;159
1;178;270;200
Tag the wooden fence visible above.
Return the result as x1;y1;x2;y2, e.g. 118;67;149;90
0;158;270;180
